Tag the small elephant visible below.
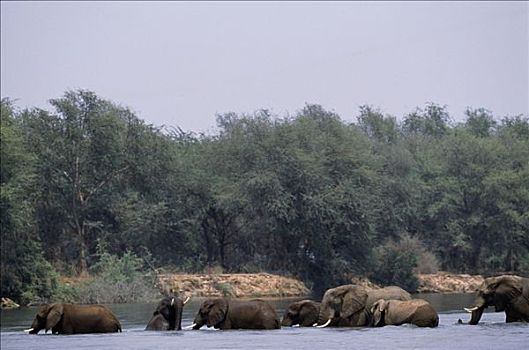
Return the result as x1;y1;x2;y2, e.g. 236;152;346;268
25;303;121;334
191;298;280;330
281;300;320;327
371;299;439;328
316;285;412;327
145;296;190;331
465;275;529;324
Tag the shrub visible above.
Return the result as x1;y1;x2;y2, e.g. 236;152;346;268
75;247;160;304
371;234;423;292
1;239;69;305
214;282;234;297
395;234;440;274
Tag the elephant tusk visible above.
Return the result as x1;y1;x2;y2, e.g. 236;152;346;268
23;328;34;333
171;298;174;306
464;307;479;313
315;319;332;328
183;296;190;305
183;323;196;330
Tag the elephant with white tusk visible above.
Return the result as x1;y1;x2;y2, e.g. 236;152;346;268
145;296;190;331
281;300;320;327
465;275;529;325
315;285;412;327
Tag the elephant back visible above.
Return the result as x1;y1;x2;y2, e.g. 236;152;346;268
521;277;529;299
366;286;412;309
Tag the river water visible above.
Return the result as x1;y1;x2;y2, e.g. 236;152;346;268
1;294;527;350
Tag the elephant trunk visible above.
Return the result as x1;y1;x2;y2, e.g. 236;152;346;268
466;297;486;325
191;313;204;330
281;317;293;327
174;308;182;331
28;319;43;334
318;307;334;325
315;307;333;327
468;307;485;325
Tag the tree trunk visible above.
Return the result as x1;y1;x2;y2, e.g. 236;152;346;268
201;218;214;265
78;240;89;277
77;225;89;277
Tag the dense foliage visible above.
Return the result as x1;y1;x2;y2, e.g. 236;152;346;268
74;243;159;304
1;91;528;301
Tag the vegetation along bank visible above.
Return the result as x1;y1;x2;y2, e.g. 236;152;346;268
1;90;528;306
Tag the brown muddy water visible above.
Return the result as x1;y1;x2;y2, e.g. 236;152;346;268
1;294;527;350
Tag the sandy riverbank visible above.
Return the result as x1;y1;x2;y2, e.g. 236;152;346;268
157;271;485;298
158;272;310;298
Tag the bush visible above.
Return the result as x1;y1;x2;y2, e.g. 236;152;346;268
75;247;160;304
214;282;234;297
371;234;423;292
0;239;69;305
395;234;440;274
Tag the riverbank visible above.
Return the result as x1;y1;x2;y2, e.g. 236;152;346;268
417;272;484;293
1;271;485;308
156;271;484;298
158;273;310;298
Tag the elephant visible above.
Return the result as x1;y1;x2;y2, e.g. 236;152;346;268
190;298;280;330
145;296;190;331
465;275;529;324
25;303;121;334
281;300;321;327
371;299;439;327
316;285;412;327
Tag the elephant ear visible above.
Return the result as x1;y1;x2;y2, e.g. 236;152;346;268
37;304;51;318
342;289;367;318
299;301;319;325
493;277;522;311
46;304;64;331
370;299;382;314
207;299;228;327
371;300;386;326
496;277;522;298
484;277;504;294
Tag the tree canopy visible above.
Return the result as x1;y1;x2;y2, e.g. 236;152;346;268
1;92;528;301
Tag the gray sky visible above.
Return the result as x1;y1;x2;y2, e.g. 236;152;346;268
1;1;528;132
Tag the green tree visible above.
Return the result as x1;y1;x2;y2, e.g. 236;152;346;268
0;99;61;303
464;108;496;137
20;90;137;275
403;103;450;138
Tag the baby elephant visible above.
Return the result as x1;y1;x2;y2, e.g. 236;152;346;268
281;300;320;327
191;298;280;330
371;299;439;328
25;303;121;334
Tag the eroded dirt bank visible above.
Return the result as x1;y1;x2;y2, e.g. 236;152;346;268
157;271;485;298
158;273;310;298
417;272;484;293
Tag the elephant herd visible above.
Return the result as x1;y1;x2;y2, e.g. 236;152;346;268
283;285;439;328
24;275;529;335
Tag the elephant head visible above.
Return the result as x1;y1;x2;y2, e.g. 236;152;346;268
148;296;190;330
192;298;228;329
27;304;64;334
316;285;368;327
465;275;529;324
371;299;388;327
281;300;320;327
